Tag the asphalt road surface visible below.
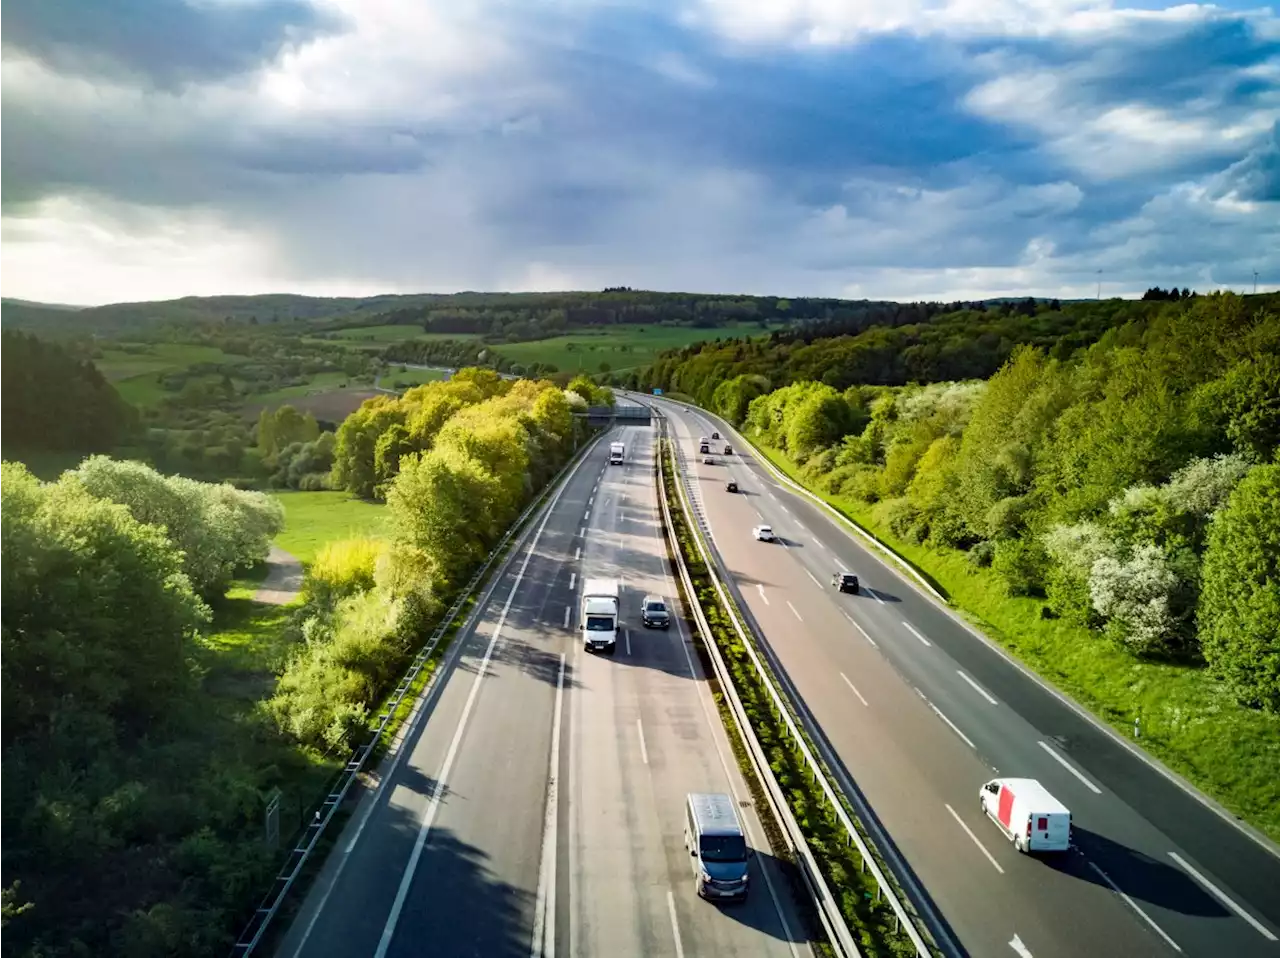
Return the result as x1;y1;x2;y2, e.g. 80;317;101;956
646;394;1280;958
277;423;814;958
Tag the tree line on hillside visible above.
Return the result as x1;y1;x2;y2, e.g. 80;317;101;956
723;293;1279;709
2;460;285;956
1;331;137;453
269;369;593;749
342;289;878;344
641;296;1280;400
329;369;611;500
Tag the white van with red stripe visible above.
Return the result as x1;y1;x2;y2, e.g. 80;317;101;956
980;778;1071;853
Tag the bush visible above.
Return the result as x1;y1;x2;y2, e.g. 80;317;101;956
985;495;1033;540
873;497;926;544
305;537;385;608
967;540;996;568
1200;464;1280;709
992;538;1047;596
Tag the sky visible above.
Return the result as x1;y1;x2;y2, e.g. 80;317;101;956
1;0;1278;306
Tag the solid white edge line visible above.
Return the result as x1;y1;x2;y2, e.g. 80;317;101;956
637;718;649;765
530;652;567;958
1086;860;1183;952
626;629;631;656
786;600;804;622
579;526;586;536
957;670;999;705
944;803;1004;874
666;890;686;958
574;547;581;561
568;572;576;591
374;492;559;958
930;703;977;750
1037;741;1102;795
902;621;932;646
804;568;821;587
842;611;878;647
840;672;869;707
1168;852;1278;941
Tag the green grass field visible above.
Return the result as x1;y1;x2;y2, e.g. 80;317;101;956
492;323;777;374
383;367;450;388
95;343;247;381
752;441;1280;843
271;491;388;564
251;371;362;404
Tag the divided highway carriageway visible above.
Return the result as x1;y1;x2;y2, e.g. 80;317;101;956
276;421;816;957
645;392;1280;958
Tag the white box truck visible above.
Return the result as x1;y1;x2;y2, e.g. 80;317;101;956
609;441;625;465
979;777;1071;853
581;578;620;654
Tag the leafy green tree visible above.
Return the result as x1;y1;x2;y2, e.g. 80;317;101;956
331;396;406;499
1200;464;1280;710
1;463;208;740
387;446;504;585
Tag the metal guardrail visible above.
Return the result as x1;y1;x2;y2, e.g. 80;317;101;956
654;421;861;957
654;408;936;958
229;432;607;957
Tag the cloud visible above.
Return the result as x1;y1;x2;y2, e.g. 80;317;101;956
0;0;342;88
0;0;1277;305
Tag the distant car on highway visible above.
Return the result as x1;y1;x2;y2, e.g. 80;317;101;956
723;444;732;455
702;456;716;465
832;571;859;593
641;594;670;629
711;431;720;440
752;524;775;542
725;480;738;493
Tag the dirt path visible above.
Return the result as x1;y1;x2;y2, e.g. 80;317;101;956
254;545;304;605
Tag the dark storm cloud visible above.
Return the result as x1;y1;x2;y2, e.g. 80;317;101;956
1;0;344;88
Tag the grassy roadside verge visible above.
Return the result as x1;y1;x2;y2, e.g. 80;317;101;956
747;438;1280;845
659;440;918;957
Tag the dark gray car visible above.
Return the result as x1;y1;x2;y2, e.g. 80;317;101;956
641;594;670;629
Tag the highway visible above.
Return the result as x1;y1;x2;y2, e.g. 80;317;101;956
646;394;1280;958
277;419;813;957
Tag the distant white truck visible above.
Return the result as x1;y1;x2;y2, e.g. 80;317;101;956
609;441;626;465
581;578;620;655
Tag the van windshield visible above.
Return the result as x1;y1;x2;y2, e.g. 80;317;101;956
585;615;614;632
699;835;747;862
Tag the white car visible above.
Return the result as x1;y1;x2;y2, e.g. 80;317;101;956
702;456;716;465
752;525;776;542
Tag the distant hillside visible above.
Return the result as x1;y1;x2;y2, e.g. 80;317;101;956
643;293;1280;401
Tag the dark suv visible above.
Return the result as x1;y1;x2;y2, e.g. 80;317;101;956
832;571;859;593
642;594;671;629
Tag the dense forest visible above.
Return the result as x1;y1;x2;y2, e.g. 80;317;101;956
716;293;1279;708
1;331;137;452
641;296;1211;400
1;462;286;956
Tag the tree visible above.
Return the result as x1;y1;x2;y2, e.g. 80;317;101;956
386;446;504;585
1200;464;1280;710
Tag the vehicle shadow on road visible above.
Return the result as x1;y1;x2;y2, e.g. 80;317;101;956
691;848;813;943
861;587;901;603
1059;827;1230;918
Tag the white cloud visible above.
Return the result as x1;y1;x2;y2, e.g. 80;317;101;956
1;0;1277;305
